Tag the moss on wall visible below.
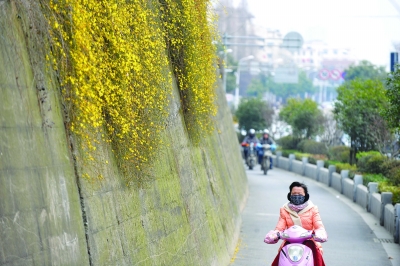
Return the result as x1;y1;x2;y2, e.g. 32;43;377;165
0;1;89;265
76;80;247;265
0;0;248;265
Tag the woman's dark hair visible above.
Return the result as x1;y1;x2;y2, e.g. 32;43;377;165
287;181;310;202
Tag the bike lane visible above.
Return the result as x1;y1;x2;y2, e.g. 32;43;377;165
230;167;400;266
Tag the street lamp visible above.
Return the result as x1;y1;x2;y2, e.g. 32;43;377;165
234;55;254;109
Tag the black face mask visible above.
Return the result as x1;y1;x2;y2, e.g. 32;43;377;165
290;195;306;205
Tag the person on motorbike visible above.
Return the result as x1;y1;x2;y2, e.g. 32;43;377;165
264;181;327;266
257;129;274;169
241;129;259;162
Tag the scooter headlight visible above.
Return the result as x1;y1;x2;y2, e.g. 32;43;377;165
288;245;304;262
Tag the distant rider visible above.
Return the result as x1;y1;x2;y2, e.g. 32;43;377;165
258;129;274;169
241;129;259;162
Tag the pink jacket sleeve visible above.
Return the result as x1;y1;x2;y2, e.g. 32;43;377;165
274;208;288;231
312;206;328;242
312;206;325;230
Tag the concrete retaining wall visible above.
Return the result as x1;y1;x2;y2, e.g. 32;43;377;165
292;160;303;175
0;3;89;265
304;164;317;180
370;193;382;221
343;178;354;200
332;173;342;192
384;205;395;235
395;204;400;243
275;154;399;247
279;157;290;171
319;168;330;186
0;2;248;265
356;185;368;210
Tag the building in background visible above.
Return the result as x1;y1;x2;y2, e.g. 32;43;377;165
214;1;358;105
293;41;357;103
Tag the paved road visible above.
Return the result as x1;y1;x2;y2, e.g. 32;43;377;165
230;166;400;266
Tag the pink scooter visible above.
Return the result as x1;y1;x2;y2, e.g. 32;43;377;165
276;225;315;266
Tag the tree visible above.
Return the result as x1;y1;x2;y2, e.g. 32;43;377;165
279;98;325;139
235;98;274;130
381;65;400;157
319;112;343;147
368;114;398;158
344;60;387;81
333;79;387;164
382;65;400;132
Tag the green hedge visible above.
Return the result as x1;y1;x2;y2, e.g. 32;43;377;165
278;146;400;203
298;139;328;155
381;159;400;186
276;136;300;150
356;153;385;174
362;173;387;187
328;146;350;163
379;181;400;204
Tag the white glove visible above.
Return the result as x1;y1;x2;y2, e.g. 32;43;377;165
314;229;328;243
264;230;280;244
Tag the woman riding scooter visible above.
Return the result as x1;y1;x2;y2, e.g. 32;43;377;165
264;182;328;266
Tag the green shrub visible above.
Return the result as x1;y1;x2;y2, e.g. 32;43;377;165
292;152;312;161
280;150;316;162
362;173;387;187
379;181;400;204
356;154;385;174
334;162;358;178
387;167;400;186
356;150;381;160
297;140;307;152
308;157;317;165
298;140;328;155
276;136;300;150
293;152;303;161
324;160;340;168
381;159;400;175
281;149;297;158
328;146;350;163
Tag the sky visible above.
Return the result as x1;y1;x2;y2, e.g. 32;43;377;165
234;0;400;69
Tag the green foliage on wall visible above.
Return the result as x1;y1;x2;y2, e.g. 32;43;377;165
45;0;219;183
